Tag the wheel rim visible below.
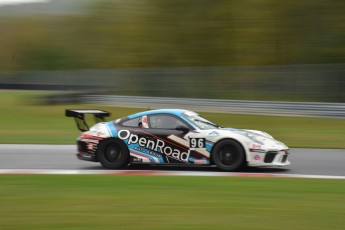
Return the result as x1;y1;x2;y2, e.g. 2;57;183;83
105;144;123;163
219;146;238;166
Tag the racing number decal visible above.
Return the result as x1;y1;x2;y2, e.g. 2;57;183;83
189;138;206;148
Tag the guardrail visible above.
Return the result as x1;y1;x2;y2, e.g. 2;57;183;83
83;95;345;118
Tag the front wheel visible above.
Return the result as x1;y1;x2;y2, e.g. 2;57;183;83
212;139;246;171
98;139;129;169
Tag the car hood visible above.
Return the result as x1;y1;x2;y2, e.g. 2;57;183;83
198;127;274;141
216;127;288;149
221;128;273;139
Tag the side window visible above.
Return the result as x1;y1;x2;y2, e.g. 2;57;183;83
149;115;186;129
121;117;141;127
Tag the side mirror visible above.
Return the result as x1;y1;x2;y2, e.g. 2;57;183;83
176;125;189;134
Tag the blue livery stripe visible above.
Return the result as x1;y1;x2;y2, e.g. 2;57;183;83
106;122;117;137
206;141;213;152
189;157;195;163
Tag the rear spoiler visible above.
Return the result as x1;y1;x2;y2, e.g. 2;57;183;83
65;109;110;132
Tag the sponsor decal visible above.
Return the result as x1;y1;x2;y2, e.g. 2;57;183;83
249;143;266;153
132;157;143;162
254;155;262;161
130;152;152;163
194;159;208;164
118;130;190;162
252;143;262;149
134;146;161;158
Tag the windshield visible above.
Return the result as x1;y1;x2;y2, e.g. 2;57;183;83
183;111;219;130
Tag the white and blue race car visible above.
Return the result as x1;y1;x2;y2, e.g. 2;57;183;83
66;109;290;171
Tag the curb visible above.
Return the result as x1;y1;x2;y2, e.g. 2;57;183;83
0;169;345;179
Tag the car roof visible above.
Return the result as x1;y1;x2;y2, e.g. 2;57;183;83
127;109;193;119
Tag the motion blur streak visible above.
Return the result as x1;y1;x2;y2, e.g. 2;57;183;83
0;0;344;102
0;2;344;230
84;95;345;118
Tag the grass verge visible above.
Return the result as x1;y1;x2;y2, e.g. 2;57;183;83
0;91;345;148
0;175;344;230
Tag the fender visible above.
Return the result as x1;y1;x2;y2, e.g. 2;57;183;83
210;137;249;164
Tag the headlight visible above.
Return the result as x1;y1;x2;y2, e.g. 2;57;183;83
260;131;273;139
245;132;265;145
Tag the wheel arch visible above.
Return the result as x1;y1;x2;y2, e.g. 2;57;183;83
210;137;249;165
96;137;130;162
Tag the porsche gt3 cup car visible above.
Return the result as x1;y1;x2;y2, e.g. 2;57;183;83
66;109;290;171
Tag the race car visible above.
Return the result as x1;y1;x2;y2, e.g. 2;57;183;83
66;109;290;171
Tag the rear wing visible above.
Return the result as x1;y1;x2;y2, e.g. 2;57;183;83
65;109;110;132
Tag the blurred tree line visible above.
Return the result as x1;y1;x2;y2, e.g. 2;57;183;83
0;0;344;70
0;0;344;102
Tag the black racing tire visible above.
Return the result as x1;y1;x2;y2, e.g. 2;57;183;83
97;139;129;169
211;139;246;171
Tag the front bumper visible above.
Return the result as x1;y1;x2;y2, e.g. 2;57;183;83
248;149;291;167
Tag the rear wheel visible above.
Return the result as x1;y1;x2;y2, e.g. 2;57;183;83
98;139;129;169
212;139;245;171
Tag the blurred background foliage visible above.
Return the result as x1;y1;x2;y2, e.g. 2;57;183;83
0;0;344;101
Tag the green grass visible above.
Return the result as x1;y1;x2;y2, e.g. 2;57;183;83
0;175;344;230
0;91;345;148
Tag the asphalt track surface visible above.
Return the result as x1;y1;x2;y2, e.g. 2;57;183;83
0;145;344;177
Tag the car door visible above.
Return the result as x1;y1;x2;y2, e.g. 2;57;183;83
116;114;190;164
117;114;209;165
142;114;191;164
146;114;210;165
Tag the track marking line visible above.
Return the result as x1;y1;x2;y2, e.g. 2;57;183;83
0;169;345;179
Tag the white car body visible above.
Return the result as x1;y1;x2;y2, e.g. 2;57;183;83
69;109;290;170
